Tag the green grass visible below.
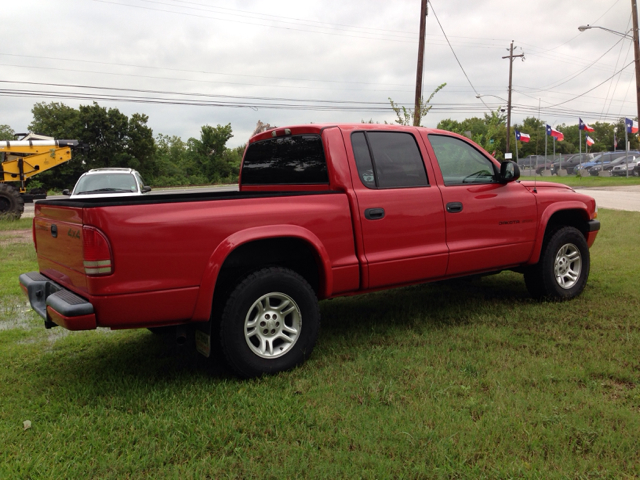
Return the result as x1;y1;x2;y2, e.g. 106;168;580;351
1;210;639;477
0;217;32;231
520;175;640;187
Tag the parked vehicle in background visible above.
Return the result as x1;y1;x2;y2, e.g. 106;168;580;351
20;123;600;378
589;155;637;176
635;162;640;176
63;168;151;199
574;151;628;175
611;157;640;176
535;161;555;175
517;155;544;169
551;154;593;176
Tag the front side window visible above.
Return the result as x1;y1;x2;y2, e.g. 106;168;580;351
428;135;497;186
351;131;428;188
242;134;328;185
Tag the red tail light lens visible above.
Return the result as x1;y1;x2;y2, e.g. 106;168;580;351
82;226;113;275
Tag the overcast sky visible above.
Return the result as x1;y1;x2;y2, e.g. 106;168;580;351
1;0;637;147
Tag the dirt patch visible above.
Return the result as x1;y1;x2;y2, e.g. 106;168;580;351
0;230;32;246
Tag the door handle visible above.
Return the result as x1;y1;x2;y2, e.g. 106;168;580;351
446;202;463;213
364;208;385;220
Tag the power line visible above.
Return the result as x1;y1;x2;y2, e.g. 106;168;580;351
526;37;625;93
427;0;491;111
95;0;418;44
0;63;415;94
0;53;414;88
547;60;635;108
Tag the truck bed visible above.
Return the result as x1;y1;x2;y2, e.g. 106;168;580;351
31;188;360;329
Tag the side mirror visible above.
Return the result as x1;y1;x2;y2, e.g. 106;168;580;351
499;161;520;183
141;186;152;193
62;189;71;195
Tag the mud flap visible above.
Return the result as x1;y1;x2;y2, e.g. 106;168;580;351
195;321;211;358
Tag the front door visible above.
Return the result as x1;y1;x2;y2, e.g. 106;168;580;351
422;133;537;276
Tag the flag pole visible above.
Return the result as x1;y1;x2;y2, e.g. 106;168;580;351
542;127;546;181
626;124;629;178
579;126;582;158
515;131;519;164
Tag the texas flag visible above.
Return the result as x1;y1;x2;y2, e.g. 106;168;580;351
586;135;595;146
625;118;638;134
515;130;530;143
546;125;564;141
579;118;594;132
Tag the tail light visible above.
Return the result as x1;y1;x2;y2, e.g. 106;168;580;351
82;226;113;275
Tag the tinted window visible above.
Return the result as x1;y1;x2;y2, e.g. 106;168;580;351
351;131;428;188
242;134;328;185
428;135;497;186
351;132;376;188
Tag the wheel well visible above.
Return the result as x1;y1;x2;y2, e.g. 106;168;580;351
545;209;590;239
213;237;322;309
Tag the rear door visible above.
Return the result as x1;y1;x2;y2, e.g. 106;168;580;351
343;127;448;289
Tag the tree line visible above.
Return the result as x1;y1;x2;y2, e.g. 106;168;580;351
1;102;243;191
3;99;638;192
437;113;639;160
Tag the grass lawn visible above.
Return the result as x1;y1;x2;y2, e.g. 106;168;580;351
0;210;639;477
520;175;640;188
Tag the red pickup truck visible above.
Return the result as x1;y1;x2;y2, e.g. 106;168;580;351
20;124;600;377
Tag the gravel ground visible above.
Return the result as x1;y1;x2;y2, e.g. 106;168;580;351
573;185;640;212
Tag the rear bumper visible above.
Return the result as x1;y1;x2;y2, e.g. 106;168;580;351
19;272;96;330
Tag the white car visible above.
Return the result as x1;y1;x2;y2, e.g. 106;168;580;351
64;168;151;199
611;158;640;177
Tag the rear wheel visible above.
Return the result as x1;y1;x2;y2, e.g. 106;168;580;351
219;267;320;378
524;226;590;300
0;184;24;220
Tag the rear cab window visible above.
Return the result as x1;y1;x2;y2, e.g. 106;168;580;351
241;134;328;186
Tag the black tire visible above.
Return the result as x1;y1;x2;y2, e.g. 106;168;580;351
524;226;590;301
219;267;320;378
0;184;24;220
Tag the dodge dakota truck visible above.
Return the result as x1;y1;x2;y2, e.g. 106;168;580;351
20;124;600;377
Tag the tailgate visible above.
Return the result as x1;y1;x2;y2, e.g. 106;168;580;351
34;204;87;291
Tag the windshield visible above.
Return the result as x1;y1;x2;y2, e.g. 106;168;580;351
73;173;138;195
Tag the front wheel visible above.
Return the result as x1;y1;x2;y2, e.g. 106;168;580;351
219;267;320;378
524;226;590;301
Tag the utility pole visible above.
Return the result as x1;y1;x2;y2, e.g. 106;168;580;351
413;0;428;126
632;0;640;123
502;41;524;153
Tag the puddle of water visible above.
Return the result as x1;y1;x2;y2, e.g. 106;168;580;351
0;301;39;332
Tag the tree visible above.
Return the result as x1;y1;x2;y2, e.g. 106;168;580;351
126;113;157;178
27;102;156;189
437;109;506;159
188;124;235;182
389;83;446;127
0;124;15;141
28;102;83;189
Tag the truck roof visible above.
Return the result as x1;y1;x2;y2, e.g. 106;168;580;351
248;123;453;144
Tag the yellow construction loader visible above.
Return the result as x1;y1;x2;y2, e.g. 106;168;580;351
0;133;78;219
